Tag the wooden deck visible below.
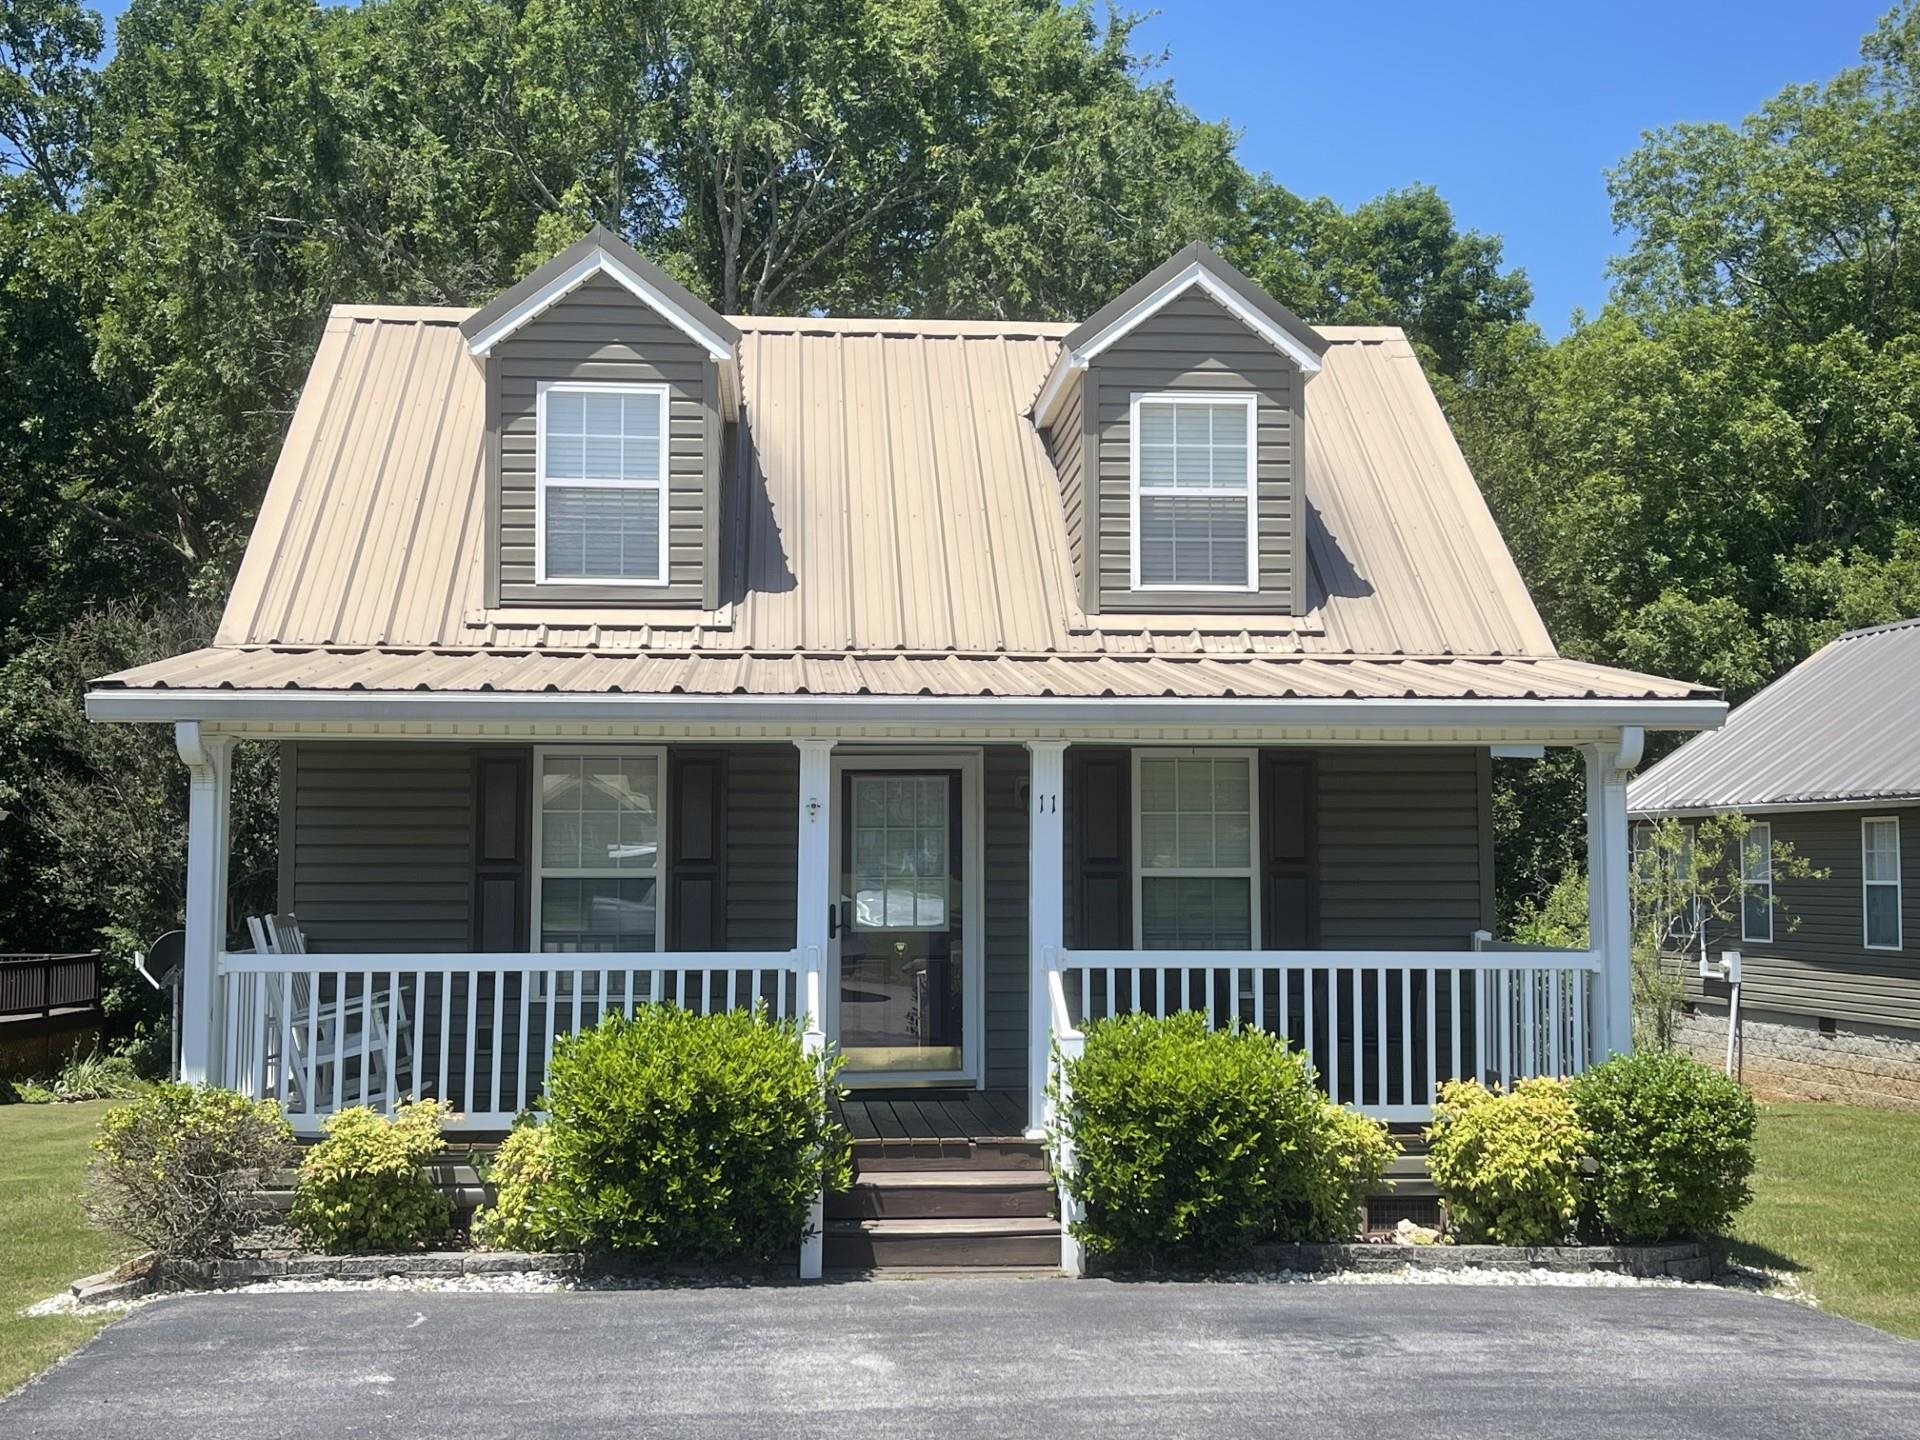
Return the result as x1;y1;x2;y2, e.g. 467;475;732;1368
832;1089;1029;1143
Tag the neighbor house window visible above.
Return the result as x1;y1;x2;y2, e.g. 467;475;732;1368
536;382;668;583
1740;821;1773;944
534;749;663;952
1134;751;1257;949
1129;393;1256;591
1863;817;1902;951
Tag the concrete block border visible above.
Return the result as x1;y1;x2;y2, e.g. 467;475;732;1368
1243;1240;1717;1281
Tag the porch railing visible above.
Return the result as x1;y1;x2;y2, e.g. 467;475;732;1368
216;950;807;1133
0;952;103;1020
1053;946;1600;1122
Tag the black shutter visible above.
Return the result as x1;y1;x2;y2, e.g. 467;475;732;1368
1068;748;1132;949
471;748;531;951
1261;753;1317;948
668;749;727;951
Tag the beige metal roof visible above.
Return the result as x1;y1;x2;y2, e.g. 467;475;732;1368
1630;618;1920;812
98;646;1703;701
98;299;1703;709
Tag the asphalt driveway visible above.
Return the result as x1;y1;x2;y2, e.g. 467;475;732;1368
4;1278;1917;1439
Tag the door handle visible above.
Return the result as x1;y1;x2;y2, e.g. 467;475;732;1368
827;902;841;939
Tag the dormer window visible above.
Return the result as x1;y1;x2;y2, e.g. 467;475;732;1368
1129;392;1256;592
536;381;669;584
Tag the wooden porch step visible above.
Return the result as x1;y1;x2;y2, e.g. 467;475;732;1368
849;1137;1048;1173
826;1169;1052;1221
824;1216;1060;1270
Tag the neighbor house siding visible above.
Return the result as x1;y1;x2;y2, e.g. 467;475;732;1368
1694;804;1920;1034
492;273;716;607
282;742;475;952
1090;289;1303;614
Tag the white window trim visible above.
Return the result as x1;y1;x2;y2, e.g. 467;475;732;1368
534;380;671;587
529;744;668;955
1740;820;1773;945
1127;391;1259;594
1130;747;1262;950
1862;815;1903;952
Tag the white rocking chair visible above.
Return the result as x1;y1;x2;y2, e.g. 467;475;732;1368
248;914;413;1112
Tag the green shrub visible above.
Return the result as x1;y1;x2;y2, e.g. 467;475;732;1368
1425;1078;1589;1245
12;1078;56;1104
291;1100;451;1253
87;1083;296;1260
53;1049;146;1101
472;1120;574;1252
1571;1050;1757;1242
541;1007;849;1262
1058;1012;1399;1267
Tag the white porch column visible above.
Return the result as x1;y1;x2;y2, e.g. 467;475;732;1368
176;722;234;1086
1585;728;1643;1059
793;738;834;1280
1025;740;1067;1135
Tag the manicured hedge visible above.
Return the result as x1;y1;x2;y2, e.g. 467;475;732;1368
291;1099;451;1253
1425;1078;1590;1245
539;1007;849;1262
1057;1012;1397;1268
1571;1049;1757;1242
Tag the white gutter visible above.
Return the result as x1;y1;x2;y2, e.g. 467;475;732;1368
86;686;1728;731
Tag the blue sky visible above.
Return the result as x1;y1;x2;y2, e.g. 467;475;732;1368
86;0;1884;334
1140;1;1884;334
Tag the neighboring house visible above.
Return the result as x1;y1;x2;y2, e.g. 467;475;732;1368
86;231;1721;1269
1631;619;1920;1111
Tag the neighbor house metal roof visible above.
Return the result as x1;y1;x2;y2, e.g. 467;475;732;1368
1629;618;1920;812
95;302;1710;710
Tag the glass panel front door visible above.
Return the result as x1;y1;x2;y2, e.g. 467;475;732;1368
838;770;964;1075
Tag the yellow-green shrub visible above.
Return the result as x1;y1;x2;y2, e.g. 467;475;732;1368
291;1100;451;1253
1058;1012;1401;1267
87;1083;295;1259
1425;1078;1588;1245
472;1121;573;1252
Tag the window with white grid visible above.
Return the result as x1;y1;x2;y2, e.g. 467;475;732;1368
1741;822;1773;944
537;382;668;583
1864;817;1902;951
1130;393;1256;591
533;750;662;953
1134;753;1256;950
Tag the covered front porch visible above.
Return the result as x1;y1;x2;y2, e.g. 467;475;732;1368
164;718;1649;1139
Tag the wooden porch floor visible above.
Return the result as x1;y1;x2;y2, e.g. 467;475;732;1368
832;1089;1029;1143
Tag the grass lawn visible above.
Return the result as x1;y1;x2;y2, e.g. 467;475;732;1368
0;1101;125;1397
1726;1102;1920;1341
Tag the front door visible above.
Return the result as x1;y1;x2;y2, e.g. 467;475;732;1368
833;766;967;1079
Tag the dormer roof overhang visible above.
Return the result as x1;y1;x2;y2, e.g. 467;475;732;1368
1030;242;1328;430
460;226;742;414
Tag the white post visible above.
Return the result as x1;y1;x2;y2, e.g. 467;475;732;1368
176;722;234;1086
793;738;834;1280
1025;740;1067;1136
1585;729;1642;1060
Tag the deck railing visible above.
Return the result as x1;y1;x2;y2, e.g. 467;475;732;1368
215;950;807;1133
1053;946;1601;1121
0;952;102;1020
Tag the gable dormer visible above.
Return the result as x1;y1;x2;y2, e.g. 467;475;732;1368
1033;245;1325;618
461;229;740;610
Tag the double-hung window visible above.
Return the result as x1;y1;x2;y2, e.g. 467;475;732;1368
1134;751;1257;950
1740;821;1773;944
1129;393;1257;592
1863;817;1902;951
534;749;663;953
537;381;669;584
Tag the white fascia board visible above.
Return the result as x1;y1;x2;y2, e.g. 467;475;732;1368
1077;264;1324;375
1030;353;1087;430
87;687;1728;733
465;248;734;363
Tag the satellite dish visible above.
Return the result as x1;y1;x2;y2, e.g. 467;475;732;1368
136;928;185;989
